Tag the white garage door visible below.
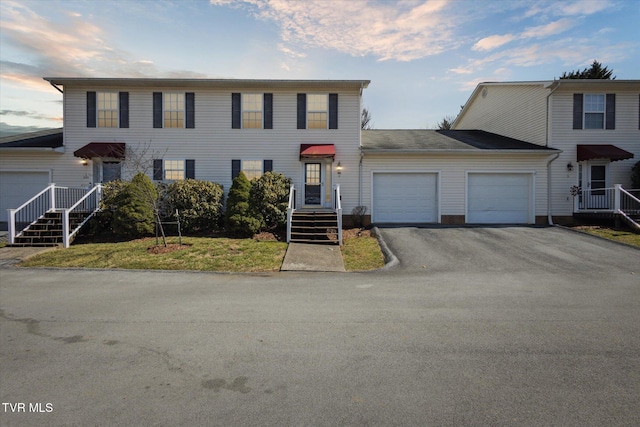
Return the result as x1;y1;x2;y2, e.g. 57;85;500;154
467;173;533;224
0;171;50;223
373;173;438;223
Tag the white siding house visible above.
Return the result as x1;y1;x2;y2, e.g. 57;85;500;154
0;78;370;226
454;80;640;220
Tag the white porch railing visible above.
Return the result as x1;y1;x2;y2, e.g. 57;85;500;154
8;184;103;248
574;184;640;230
333;184;343;245
286;184;296;243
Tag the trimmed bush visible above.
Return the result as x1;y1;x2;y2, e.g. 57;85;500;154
166;179;224;234
89;180;128;236
225;172;261;237
111;172;158;238
249;172;292;230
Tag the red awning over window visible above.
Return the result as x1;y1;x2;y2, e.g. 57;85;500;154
577;144;634;162
74;142;126;159
300;144;335;159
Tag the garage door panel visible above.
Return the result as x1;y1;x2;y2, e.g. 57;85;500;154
373;173;438;223
467;173;532;224
0;171;50;223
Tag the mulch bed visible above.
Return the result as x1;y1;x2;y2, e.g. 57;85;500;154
147;243;192;254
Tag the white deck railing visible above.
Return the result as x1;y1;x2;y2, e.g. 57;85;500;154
286;184;296;243
574;184;640;230
8;184;102;248
333;184;343;245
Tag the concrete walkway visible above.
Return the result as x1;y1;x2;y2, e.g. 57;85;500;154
281;243;345;272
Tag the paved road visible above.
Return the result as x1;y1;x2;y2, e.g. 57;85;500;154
1;226;639;426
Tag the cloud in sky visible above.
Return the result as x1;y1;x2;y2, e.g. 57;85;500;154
0;109;62;122
212;0;459;62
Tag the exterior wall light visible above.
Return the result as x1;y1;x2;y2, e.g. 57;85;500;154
81;158;88;166
566;162;573;171
336;161;342;175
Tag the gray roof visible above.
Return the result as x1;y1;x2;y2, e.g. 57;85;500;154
0;128;63;148
362;129;558;152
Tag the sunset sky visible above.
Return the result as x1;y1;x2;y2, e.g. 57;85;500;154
1;0;638;135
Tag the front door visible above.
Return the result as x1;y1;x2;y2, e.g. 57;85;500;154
93;160;122;183
579;162;609;209
304;163;322;206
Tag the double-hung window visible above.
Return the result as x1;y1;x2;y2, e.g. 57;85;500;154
584;94;605;129
97;92;118;127
242;94;263;128
153;159;195;181
164;160;185;180
297;93;338;129
153;92;195;128
87;91;129;128
231;93;273;129
164;93;185;128
307;94;328;129
241;160;263;180
573;93;615;130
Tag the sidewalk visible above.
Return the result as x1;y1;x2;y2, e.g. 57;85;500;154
281;243;345;272
0;231;56;267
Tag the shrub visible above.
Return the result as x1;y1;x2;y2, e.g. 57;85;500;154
89;180;128;236
632;161;640;188
249;172;292;230
224;172;261;237
166;179;224;234
351;206;368;228
111;172;158;238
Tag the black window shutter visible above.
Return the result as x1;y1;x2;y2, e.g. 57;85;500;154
87;91;96;128
153;159;163;181
573;93;583;130
186;92;195;128
329;93;338;129
605;93;615;130
119;92;129;128
185;159;195;179
232;93;241;129
264;93;273;129
263;160;273;173
231;159;241;179
153;92;163;128
297;94;306;129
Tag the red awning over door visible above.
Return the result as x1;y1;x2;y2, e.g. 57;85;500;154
577;144;634;162
299;144;335;159
74;142;126;159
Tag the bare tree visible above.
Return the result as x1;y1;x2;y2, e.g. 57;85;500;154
361;108;374;130
122;141;168;179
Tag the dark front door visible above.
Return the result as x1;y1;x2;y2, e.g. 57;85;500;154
102;162;122;183
304;163;322;205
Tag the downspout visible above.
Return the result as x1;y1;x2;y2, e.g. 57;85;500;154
545;81;561;225
547;152;561;225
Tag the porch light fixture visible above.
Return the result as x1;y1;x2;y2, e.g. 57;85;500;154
336;161;342;176
566;162;573;172
81;158;88;166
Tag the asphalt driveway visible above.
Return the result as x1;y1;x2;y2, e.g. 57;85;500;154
1;226;639;426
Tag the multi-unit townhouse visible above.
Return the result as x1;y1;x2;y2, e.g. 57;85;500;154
0;78;369;228
453;79;640;223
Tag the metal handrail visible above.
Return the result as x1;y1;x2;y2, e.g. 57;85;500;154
286;184;296;243
333;184;342;245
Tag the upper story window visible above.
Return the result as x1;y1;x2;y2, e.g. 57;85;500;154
87;91;128;128
242;94;263;128
153;92;195;129
584;94;605;129
297;93;338;129
97;92;118;127
307;94;328;129
164;93;184;128
573;93;615;130
231;93;273;129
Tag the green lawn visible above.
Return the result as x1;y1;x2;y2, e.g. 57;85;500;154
575;226;640;248
20;237;288;272
18;232;386;272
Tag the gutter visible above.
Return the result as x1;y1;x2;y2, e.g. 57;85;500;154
361;149;560;155
0;147;64;153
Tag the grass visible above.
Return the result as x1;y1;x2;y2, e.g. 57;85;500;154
574;225;640;248
341;232;385;271
18;231;387;272
20;237;288;272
